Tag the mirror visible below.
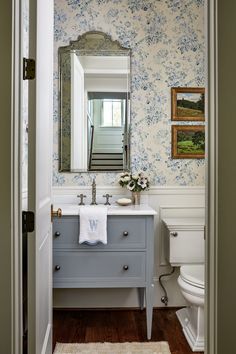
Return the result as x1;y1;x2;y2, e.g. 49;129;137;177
59;31;131;172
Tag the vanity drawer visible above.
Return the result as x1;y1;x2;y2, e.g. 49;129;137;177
53;216;146;249
53;251;146;287
107;216;146;248
53;217;79;247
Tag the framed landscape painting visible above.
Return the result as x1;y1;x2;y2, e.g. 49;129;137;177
172;125;205;159
171;87;205;121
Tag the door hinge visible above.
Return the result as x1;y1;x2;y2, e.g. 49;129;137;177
23;58;36;80
22;211;35;233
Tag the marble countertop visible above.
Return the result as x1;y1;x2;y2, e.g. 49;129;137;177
54;203;157;216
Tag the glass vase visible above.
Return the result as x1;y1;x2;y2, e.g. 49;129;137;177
132;191;141;205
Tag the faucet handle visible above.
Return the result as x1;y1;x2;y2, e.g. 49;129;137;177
77;194;86;205
103;194;112;205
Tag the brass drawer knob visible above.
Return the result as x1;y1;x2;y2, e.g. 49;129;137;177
123;265;129;271
123;231;129;237
55;231;61;237
55;265;61;271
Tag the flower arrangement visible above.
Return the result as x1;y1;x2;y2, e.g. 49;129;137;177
118;172;150;192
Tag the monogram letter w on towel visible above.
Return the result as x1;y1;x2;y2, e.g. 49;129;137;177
79;206;107;245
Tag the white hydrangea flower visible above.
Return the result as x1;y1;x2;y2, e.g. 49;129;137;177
132;174;139;180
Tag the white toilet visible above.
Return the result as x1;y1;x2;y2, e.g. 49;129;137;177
162;217;205;352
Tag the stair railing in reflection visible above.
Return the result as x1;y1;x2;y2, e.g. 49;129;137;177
87;111;94;170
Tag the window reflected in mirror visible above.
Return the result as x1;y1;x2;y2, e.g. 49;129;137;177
102;99;125;127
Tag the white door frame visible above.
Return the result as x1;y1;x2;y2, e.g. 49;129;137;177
12;0;23;353
9;0;219;353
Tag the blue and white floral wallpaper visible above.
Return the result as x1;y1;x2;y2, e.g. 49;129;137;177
53;0;205;187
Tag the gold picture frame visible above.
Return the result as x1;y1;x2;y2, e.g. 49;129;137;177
172;125;205;159
171;87;205;121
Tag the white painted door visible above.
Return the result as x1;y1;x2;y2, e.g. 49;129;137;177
27;0;53;353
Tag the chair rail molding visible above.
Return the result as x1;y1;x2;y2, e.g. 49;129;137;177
53;185;205;195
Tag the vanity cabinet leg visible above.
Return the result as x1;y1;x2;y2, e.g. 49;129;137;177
138;288;145;310
145;283;154;340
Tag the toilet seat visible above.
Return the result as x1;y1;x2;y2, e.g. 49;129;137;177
180;265;204;289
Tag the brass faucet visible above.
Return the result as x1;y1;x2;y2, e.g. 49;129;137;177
90;178;97;205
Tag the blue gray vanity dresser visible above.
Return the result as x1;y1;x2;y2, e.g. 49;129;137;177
53;204;157;339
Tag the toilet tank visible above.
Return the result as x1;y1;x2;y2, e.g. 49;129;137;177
162;217;205;266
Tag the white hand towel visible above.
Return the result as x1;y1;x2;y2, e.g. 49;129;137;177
79;205;107;245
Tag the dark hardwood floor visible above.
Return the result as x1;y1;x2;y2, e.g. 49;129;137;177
53;308;203;354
